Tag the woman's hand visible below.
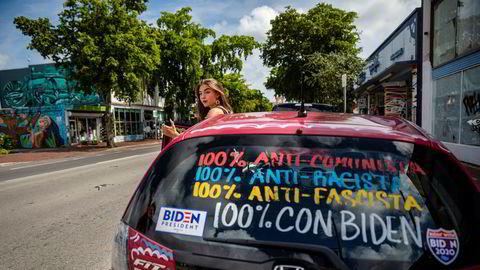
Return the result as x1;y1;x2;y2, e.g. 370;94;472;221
162;120;180;138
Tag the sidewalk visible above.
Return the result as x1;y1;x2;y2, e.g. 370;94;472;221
0;139;161;165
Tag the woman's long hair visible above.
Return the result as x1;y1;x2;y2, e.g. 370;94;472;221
195;79;233;121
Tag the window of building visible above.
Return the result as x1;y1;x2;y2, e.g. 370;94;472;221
433;0;458;66
114;108;142;136
461;65;480;146
433;0;480;67
456;0;480;56
433;65;480;146
433;72;461;143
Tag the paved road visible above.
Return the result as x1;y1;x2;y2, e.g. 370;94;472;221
0;149;159;270
0;145;160;182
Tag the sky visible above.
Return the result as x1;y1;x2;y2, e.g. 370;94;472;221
0;0;421;101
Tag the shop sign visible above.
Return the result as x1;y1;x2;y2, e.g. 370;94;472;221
390;48;404;61
72;105;106;112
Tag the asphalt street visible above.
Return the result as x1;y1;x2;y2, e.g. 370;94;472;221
0;148;160;269
0;145;160;182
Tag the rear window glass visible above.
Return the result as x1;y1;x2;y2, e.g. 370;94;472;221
124;135;474;269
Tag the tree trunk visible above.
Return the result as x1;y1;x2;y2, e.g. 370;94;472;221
105;90;116;148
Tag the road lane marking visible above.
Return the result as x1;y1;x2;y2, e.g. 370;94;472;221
95;155;141;165
1;152;157;185
9;156;88;170
9;161;61;170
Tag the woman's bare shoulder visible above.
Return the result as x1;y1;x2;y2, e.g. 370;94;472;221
206;108;225;118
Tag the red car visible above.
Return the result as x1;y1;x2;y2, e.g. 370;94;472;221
112;111;480;270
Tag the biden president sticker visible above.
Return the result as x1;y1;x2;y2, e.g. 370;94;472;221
426;228;459;265
155;207;207;237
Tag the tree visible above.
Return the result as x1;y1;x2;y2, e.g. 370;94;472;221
261;3;361;104
14;0;160;147
304;52;364;110
151;7;259;121
220;73;272;113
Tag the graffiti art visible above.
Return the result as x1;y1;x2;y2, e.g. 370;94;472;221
1;66;102;108
0;111;66;148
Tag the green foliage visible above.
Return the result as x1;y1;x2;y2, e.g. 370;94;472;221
261;3;362;103
304;52;364;108
221;74;272;113
14;0;160;147
151;7;260;120
0;133;15;151
14;2;267;130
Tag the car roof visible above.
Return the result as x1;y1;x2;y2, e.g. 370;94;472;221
171;111;433;146
273;102;334;107
272;103;335;110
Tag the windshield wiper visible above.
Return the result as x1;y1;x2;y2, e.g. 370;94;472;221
203;237;350;270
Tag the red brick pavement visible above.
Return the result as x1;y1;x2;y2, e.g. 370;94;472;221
0;139;161;164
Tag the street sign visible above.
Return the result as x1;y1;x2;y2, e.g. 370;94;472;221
341;74;347;88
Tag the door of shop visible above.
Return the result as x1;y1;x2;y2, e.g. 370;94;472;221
69;120;78;144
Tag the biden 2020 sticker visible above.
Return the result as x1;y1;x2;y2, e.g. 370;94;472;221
155;207;207;237
426;228;459;265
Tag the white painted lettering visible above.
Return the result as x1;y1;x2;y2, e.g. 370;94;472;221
313;210;332;237
276;207;294;232
295;208;312;234
341;210;360;241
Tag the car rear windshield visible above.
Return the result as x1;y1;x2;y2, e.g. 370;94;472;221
123;135;477;269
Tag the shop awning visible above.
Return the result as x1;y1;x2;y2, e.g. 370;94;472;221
352;60;417;95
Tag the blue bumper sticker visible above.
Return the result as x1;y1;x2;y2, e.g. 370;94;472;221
426;228;459;265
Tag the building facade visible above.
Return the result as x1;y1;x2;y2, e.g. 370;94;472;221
422;0;480;167
354;8;423;125
0;63;164;148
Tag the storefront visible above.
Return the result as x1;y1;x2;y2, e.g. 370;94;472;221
353;8;423;125
113;107;143;142
423;0;480;166
1;63;166;147
67;105;106;144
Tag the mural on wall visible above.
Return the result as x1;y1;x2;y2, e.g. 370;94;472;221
0;109;66;148
0;65;102;108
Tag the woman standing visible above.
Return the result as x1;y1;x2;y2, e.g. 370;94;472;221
162;79;233;139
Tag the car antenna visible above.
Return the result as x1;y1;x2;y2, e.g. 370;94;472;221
298;70;307;117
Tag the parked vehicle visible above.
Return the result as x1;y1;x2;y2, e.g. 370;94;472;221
272;103;337;112
112;111;479;270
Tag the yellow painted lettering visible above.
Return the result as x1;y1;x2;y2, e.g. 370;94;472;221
355;189;368;206
264;186;279;202
375;191;390;209
281;187;291;203
404;196;423;211
314;188;327;204
389;194;401;210
326;188;342;205
248;186;263;202
341;189;356;207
